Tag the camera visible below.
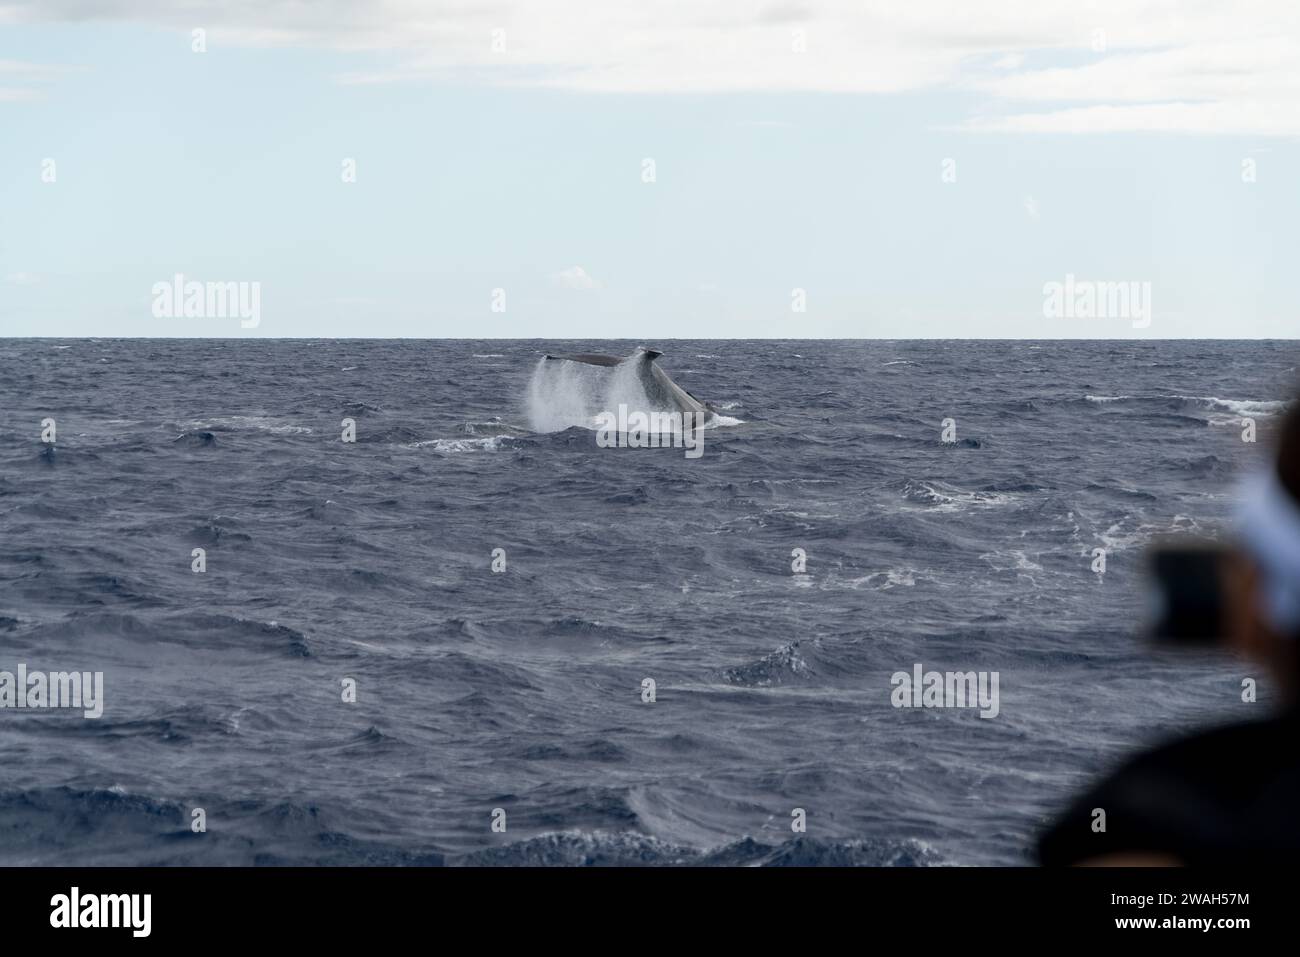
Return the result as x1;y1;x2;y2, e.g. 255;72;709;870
1146;541;1233;646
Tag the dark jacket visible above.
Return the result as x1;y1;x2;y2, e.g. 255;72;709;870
1039;709;1300;865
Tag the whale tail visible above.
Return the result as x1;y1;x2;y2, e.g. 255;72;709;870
543;347;663;367
543;352;623;367
539;348;714;427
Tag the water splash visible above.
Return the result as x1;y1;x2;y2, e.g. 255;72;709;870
525;355;743;433
525;356;678;433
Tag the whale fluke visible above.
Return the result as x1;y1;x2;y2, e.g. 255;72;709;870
543;353;624;367
543;348;714;425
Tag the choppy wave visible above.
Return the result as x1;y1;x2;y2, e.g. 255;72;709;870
898;479;1017;511
404;436;511;453
1085;393;1289;417
1;338;1293;866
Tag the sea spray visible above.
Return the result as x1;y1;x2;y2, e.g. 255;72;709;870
526;356;682;433
525;357;606;432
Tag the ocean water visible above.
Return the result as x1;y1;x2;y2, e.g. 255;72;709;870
0;338;1295;866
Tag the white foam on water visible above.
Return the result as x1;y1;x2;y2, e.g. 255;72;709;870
979;549;1043;573
183;415;313;435
1095;513;1203;553
1085;393;1288;416
404;436;506;453
1199;396;1287;416
850;568;917;589
901;479;1016;512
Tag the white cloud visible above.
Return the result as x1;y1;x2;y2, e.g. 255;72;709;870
3;1;1299;134
3;272;40;285
552;266;601;290
1023;195;1040;221
961;35;1300;135
989;53;1025;71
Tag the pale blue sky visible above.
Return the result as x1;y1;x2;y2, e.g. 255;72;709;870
1;4;1297;337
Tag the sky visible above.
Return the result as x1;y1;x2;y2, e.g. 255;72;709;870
0;1;1297;338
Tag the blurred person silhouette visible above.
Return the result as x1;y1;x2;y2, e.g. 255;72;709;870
1039;398;1300;866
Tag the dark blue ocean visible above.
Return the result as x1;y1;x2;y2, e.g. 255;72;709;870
1;339;1295;866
